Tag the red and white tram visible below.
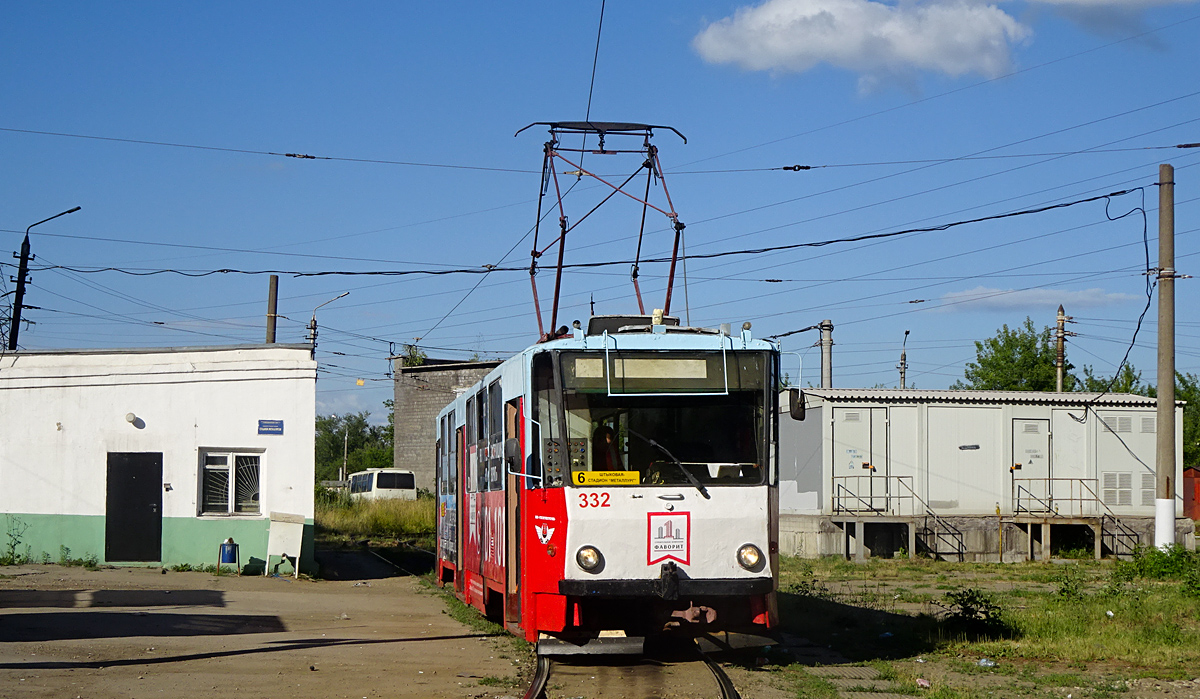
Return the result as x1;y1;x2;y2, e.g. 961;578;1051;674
434;315;781;651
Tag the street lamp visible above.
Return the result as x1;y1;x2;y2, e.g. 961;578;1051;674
306;291;349;359
9;207;81;350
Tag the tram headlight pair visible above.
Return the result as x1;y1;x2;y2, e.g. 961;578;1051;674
575;546;604;573
737;544;764;571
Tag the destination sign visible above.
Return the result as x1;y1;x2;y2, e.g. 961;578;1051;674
573;470;639;486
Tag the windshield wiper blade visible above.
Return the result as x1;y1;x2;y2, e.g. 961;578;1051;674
628;429;710;499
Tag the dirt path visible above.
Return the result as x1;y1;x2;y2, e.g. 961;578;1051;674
0;559;521;699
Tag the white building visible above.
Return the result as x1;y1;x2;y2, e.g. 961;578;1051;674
0;345;316;572
779;388;1192;560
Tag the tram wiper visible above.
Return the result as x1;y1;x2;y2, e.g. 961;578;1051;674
627;428;710;500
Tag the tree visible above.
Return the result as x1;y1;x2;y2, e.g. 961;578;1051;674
953;317;1073;391
1077;363;1150;395
1174;372;1200;471
315;407;394;481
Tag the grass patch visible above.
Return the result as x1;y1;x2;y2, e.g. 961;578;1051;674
315;497;435;541
774;553;1200;697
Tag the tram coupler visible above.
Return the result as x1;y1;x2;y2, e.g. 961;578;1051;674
537;631;645;656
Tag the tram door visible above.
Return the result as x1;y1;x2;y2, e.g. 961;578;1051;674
505;398;522;624
456;425;466;596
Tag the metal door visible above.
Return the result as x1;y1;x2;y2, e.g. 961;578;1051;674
832;407;888;511
1012;419;1051;512
105;452;163;562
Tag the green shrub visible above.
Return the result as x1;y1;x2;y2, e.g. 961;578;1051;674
1118;545;1199;580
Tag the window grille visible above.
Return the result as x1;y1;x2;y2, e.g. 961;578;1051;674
201;451;261;515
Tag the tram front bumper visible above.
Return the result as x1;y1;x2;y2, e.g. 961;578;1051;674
559;561;773;599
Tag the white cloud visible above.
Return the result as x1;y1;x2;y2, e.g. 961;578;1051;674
692;0;1031;87
938;286;1139;311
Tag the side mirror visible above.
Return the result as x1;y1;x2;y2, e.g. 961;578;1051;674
787;388;806;421
504;437;521;466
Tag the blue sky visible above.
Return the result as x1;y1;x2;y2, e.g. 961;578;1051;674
3;1;1198;422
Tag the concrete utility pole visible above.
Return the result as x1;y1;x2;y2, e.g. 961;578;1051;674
1155;163;1176;550
1055;305;1069;392
819;319;834;388
266;274;278;343
898;329;910;389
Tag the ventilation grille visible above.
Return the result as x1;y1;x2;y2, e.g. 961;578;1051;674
1141;417;1156;434
1102;471;1133;507
1141;473;1156;507
843;412;861;422
1103;416;1133;433
1022;422;1040;434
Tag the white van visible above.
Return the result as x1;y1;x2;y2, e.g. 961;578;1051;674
348;468;417;501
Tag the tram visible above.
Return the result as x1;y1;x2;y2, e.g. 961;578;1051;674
434;314;781;650
433;121;785;652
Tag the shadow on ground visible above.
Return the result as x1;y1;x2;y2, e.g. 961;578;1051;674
773;590;1018;664
0;611;285;642
315;544;434;581
0;589;225;609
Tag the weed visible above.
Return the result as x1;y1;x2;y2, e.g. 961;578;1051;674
942;588;1003;625
1;515;32;565
170;563;195;572
475;675;517;687
1055;566;1085;601
58;546;100;571
1182;566;1200;599
784;570;833;600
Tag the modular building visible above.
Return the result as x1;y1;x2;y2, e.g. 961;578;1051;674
779;388;1193;561
0;345;317;572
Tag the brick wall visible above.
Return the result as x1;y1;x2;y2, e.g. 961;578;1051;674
392;359;501;493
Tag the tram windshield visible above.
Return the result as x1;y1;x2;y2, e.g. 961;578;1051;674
553;350;772;487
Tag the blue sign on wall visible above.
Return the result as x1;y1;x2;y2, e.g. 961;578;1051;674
258;420;284;435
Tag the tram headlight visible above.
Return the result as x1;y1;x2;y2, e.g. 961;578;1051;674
737;544;763;571
575;546;604;573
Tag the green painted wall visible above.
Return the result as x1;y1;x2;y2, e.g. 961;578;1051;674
2;512;315;574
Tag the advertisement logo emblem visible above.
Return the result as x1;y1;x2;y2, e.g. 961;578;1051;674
647;512;690;565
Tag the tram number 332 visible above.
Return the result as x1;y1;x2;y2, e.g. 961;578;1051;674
576;491;611;508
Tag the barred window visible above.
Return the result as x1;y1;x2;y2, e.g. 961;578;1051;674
201;452;261;515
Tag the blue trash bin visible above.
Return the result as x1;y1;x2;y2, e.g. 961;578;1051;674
218;539;239;574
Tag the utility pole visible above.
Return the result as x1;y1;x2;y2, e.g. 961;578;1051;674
1055;305;1076;392
341;423;349;483
8;234;33;351
819;319;834;388
266;274;278;343
9;207;80;350
1155;163;1177;550
898;330;910;389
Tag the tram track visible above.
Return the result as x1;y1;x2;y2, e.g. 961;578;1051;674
523;641;741;699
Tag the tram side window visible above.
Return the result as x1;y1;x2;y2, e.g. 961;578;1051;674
476;388;488;492
466;396;478;494
505;398;520;485
487;381;503;491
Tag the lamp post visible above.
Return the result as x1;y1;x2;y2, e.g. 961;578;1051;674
9;207;80;350
306;291;349;359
